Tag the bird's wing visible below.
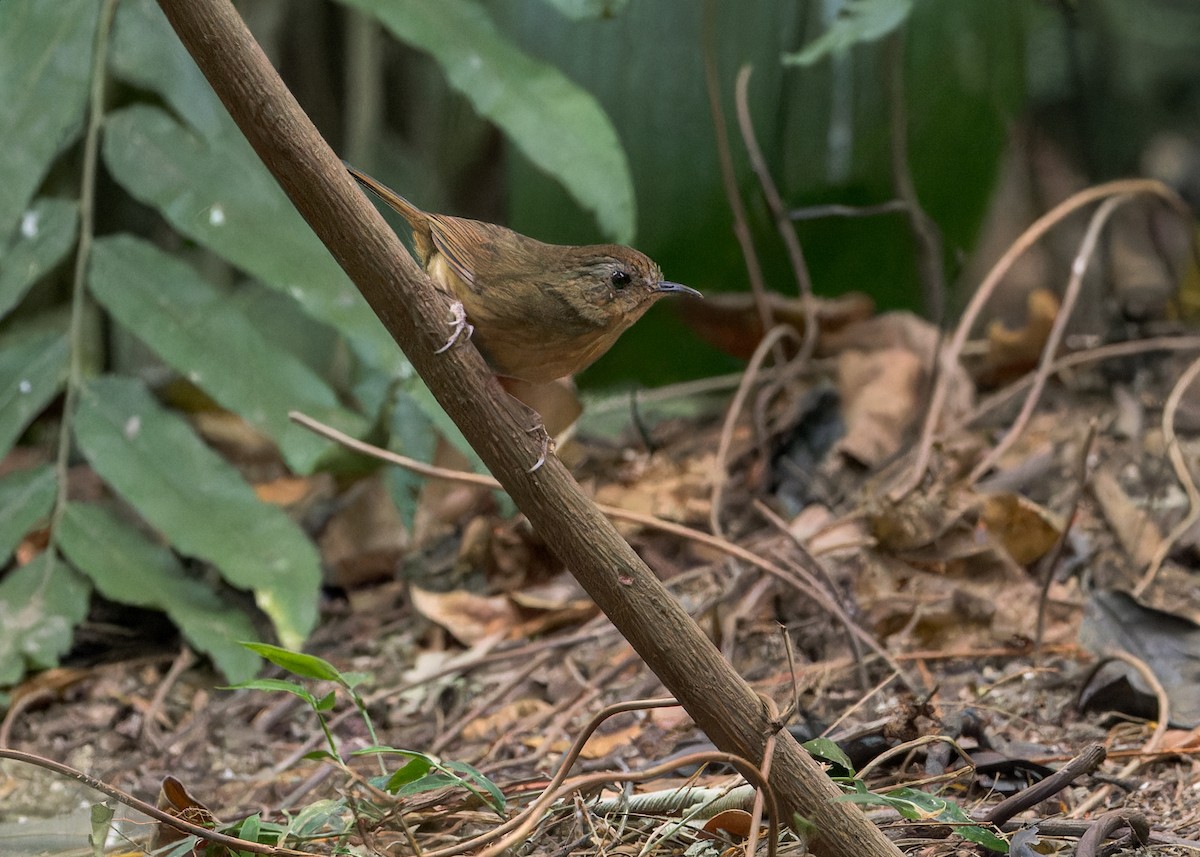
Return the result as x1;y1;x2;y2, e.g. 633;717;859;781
426;214;549;295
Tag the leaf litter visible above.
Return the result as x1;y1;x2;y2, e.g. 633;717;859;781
5;189;1200;854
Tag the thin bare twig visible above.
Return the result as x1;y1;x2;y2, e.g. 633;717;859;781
289;410;906;685
0;748;311;855
968;194;1129;483
735;65;818;363
983;742;1107;826
711;325;802;538
1070;650;1170;818
968;334;1200;429
892;179;1188;500
702;0;772;337
790;200;909;221
1134;351;1200;596
1034;420;1098;659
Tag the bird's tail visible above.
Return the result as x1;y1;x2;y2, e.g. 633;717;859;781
343;162;427;228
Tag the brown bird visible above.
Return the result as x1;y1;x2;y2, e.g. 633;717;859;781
346;165;700;384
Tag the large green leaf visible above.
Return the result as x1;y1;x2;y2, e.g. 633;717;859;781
0;332;69;459
101;104;403;375
88;235;363;474
57;502;261;682
0;198;78;322
0;0;96;235
782;0;913;66
0;464;56;567
110;0;232;140
540;0;630;21
0;553;91;685
72;376;321;648
342;0;636;243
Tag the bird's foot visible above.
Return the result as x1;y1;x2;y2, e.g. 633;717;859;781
434;300;474;354
526;422;555;473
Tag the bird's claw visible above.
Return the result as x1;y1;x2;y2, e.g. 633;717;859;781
526;423;555;473
434;301;474;354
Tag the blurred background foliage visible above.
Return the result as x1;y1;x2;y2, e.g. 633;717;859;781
1;0;1198;686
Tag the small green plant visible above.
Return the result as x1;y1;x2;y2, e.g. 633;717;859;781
804;738;1009;854
233;643;505;818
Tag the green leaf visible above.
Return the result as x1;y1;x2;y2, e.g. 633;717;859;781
342;0;636;243
540;0;630;21
0;198;78;322
0;552;91;685
56;501;261;682
0;0;97;233
0;464;55;567
385;390;438;531
838;786;1008;853
72;376;321;648
101;104;404;374
284;799;351;838
0;331;69;458
782;0;912;66
802;737;855;773
110;0;232;139
88;235;362;473
230;677;318;708
242;642;343;683
383;756;435;790
236;813;262;845
444;759;506;811
89;801;115;857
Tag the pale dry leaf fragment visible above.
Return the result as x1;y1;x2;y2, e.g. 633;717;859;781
827;311;975;462
835;346;922;467
462;698;553;742
410;586;520;645
1091;466;1162;568
980;287;1060;385
980;491;1062;566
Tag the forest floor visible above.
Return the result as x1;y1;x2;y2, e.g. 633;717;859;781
6;303;1200;857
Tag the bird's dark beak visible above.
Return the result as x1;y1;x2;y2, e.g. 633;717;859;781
655;281;702;298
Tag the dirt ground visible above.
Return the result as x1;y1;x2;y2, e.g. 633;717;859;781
5;317;1200;855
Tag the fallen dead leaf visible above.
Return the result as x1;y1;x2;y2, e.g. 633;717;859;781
980;492;1062;566
836;347;923;467
462;698;553;742
410;587;521;645
318;475;409;587
701;809;757;840
673;291;874;360
980;288;1060;385
1091;466;1162;568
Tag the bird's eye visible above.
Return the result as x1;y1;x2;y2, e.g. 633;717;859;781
610;270;631;289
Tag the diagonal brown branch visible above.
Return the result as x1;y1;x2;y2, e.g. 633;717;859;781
153;3;902;854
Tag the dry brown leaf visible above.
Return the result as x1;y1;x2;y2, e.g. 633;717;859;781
577;722;642;760
254;475;312;506
509;576;598;636
410;587;520;645
594;451;714;525
149;776;221;854
868;489;979;554
980;492;1061;566
827;311;975;447
318;475;408;587
701;809;757;841
672;291;874;360
836;347;923;467
1091;466;1162;568
462;698;552;742
980;288;1060;385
